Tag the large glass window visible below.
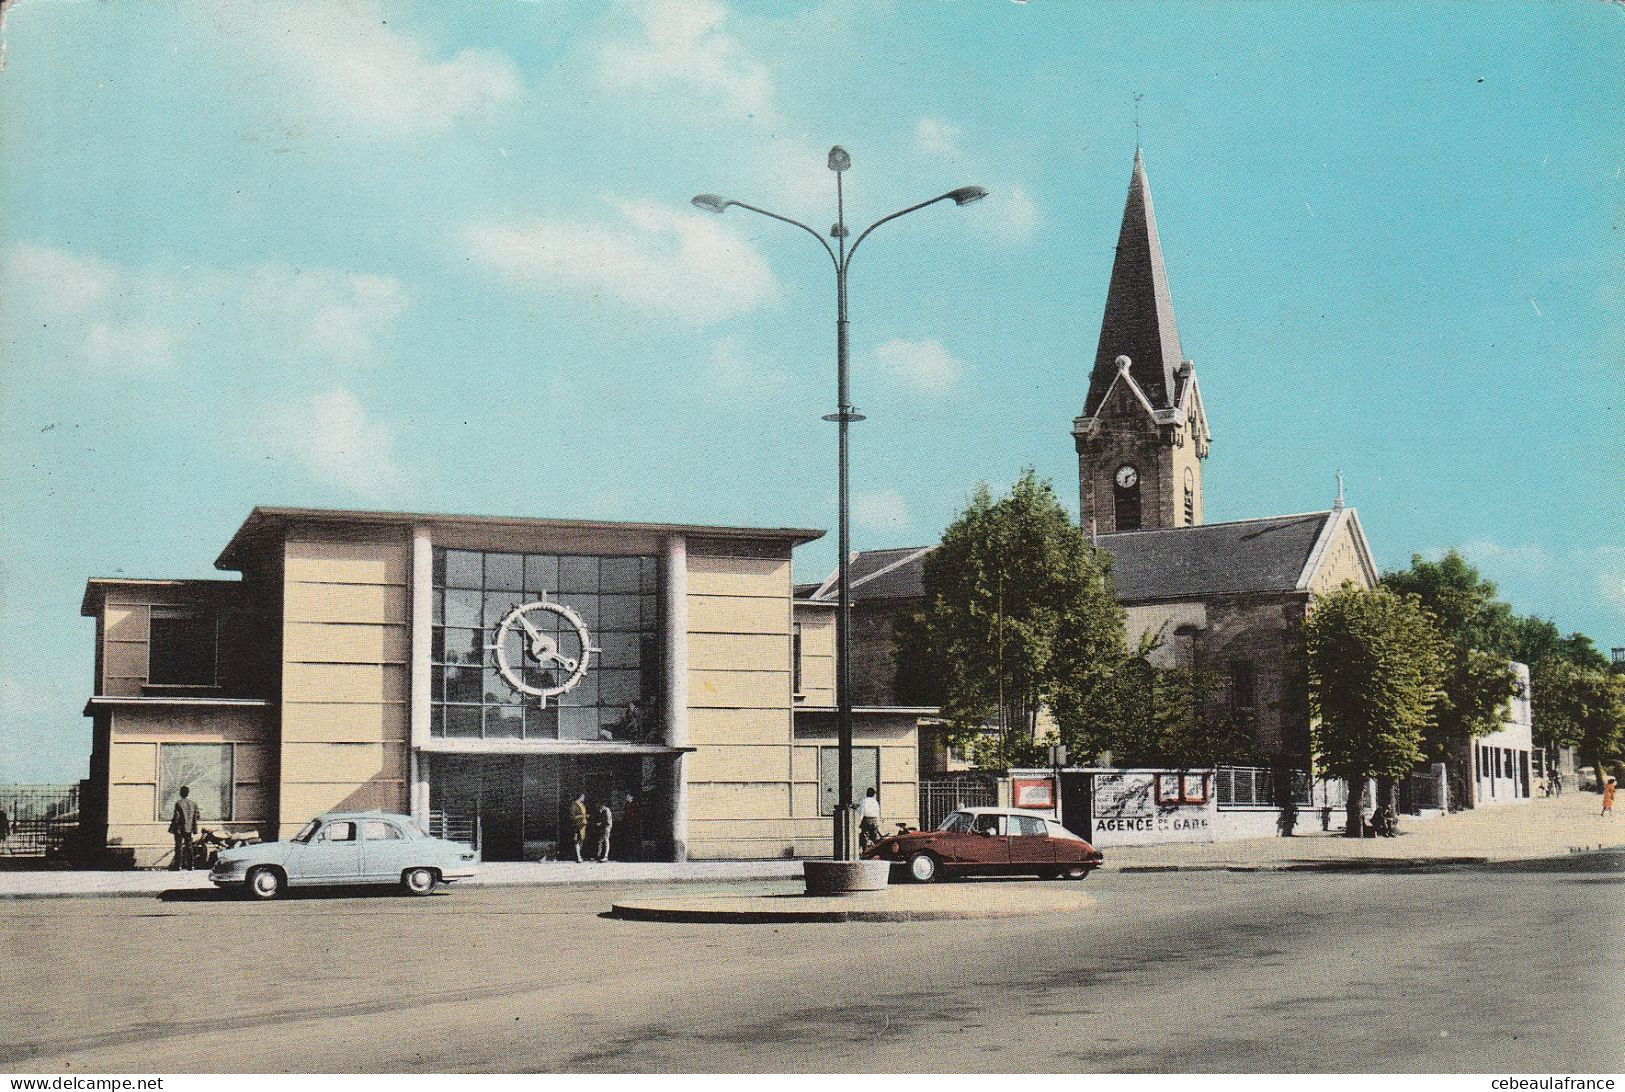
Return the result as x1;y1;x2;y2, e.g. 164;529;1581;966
431;548;662;742
819;746;879;816
157;743;233;822
149;608;217;686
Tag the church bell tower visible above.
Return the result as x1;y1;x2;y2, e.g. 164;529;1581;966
1073;151;1211;534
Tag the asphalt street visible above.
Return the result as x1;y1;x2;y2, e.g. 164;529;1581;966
3;852;1622;1073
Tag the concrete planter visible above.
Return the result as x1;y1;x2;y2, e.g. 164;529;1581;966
803;859;891;895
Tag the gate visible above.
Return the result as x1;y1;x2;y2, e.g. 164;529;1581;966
0;784;79;858
917;778;996;831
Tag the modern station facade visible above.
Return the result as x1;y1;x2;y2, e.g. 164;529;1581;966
80;507;924;867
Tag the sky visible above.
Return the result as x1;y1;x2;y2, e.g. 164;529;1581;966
1;0;1620;783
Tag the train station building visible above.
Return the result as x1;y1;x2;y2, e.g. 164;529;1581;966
80;507;925;867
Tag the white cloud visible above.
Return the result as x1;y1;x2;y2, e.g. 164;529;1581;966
1595;546;1625;615
988;182;1041;244
707;336;789;394
2;243;111;313
464;199;778;324
597;0;775;122
84;322;178;372
872;337;966;392
255;388;406;500
3;245;407;375
232;0;518;134
914;117;963;158
854;488;911;534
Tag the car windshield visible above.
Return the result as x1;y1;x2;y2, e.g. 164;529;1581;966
291;819;321;844
937;811;972;832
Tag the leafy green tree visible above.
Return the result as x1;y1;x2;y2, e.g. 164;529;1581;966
1381;553;1522;772
1306;585;1448;835
1531;661;1625;782
1073;630;1255;770
895;470;1125;768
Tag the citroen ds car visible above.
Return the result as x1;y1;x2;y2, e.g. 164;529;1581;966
861;806;1103;883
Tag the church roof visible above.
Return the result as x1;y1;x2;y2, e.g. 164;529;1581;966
802;511;1367;607
1097;512;1337;601
1083;150;1185;417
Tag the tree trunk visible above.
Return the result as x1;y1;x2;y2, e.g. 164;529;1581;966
1345;777;1365;837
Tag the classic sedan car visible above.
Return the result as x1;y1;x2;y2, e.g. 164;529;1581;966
209;811;478;899
861;806;1104;883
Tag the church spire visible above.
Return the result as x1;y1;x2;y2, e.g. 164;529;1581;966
1082;150;1185;417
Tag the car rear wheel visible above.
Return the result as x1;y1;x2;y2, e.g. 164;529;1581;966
402;867;438;896
907;852;939;884
246;866;283;900
1062;865;1092;881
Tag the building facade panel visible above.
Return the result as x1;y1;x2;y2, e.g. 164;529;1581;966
285;582;409;625
686;707;791;746
686;555;791;598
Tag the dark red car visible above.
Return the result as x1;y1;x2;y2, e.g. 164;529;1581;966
862;806;1104;883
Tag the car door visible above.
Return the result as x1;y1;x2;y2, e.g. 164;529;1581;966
1009;814;1055;872
293;819;361;883
960;813;1010;873
360;819;412;882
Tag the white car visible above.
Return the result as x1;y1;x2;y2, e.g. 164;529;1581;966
209;811;478;898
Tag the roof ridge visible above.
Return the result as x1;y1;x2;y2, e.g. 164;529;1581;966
1099;510;1333;537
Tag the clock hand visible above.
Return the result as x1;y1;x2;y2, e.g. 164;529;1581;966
515;610;544;643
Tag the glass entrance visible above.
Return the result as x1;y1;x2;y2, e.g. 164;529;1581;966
427;753;668;862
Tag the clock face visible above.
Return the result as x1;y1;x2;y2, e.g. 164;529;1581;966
487;598;600;706
1115;464;1139;489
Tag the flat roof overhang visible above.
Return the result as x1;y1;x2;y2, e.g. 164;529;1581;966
80;577;243;617
83;695;273;716
415;740;695;757
216;506;826;571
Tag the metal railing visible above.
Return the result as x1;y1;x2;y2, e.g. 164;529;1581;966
0;784;80;857
427;810;480;853
918;778;997;831
1215;767;1312;809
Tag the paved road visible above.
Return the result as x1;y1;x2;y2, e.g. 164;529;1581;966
3;853;1621;1072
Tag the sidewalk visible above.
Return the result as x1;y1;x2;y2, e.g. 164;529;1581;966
0;794;1616;899
1104;791;1623;871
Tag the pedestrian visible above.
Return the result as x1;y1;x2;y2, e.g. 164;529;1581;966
1603;777;1616;818
622;793;641;862
0;806;9;843
568;792;588;862
593;799;614;862
1552;769;1564;797
169;786;201;870
857;787;882;851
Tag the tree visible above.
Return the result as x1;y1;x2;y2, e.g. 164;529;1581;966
1381;553;1522;772
895;470;1125;768
1068;630;1255;770
1501;614;1609;769
1531;661;1625;783
1306;584;1448;835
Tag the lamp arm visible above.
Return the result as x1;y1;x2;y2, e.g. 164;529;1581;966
843;192;956;270
725;200;839;269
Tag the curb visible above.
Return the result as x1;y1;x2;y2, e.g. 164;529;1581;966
1117;855;1491;874
0;867;806;902
608;893;1099;924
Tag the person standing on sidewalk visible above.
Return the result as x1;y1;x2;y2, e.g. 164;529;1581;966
1602;777;1616;817
168;786;201;870
568;792;589;862
593;799;614;863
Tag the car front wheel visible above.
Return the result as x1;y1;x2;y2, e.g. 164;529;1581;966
246;866;284;900
907;852;939;884
402;867;438;896
1062;865;1092;881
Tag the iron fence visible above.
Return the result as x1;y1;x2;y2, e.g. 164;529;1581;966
427;810;480;853
918;778;997;831
0;784;79;857
1215;767;1312;809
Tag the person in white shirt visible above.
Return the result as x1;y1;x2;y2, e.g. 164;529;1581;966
857;787;882;850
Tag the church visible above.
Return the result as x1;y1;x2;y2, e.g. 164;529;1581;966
801;151;1380;771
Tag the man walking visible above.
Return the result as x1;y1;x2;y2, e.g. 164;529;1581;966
169;786;201;870
858;786;882;851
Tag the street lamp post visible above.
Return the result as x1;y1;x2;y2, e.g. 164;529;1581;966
694;149;985;863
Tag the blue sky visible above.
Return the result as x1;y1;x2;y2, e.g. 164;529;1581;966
1;1;1620;782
